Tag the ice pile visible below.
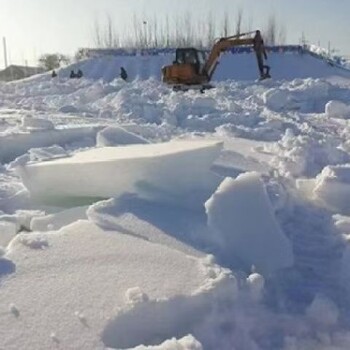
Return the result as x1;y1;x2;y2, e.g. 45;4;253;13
205;172;294;274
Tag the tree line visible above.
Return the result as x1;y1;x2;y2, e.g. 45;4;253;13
38;10;287;71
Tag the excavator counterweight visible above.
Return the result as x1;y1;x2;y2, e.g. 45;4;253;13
162;31;270;91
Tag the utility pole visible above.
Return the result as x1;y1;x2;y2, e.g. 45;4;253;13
3;37;8;68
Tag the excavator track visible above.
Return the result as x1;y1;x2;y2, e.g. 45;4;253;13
172;84;214;93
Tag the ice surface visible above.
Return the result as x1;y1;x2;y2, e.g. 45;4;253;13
205;173;294;274
17;140;223;207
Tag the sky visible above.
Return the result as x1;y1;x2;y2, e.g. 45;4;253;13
0;0;349;68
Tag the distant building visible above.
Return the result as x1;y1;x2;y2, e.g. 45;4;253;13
0;65;44;82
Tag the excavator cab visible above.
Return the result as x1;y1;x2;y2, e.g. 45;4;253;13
162;48;209;87
175;48;201;73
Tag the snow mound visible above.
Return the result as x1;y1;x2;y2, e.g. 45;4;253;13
3;220;235;349
325;100;350;118
96;125;150;147
313;165;350;214
306;294;339;327
205;173;294;274
267;129;349;178
125;335;203;350
17;140;223;207
48;51;350;84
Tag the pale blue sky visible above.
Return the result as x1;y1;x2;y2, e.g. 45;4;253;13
0;0;349;68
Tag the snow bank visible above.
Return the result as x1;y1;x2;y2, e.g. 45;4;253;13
313;165;350;214
125;335;203;350
325;100;350;118
267;129;349;178
17;140;223;207
262;79;331;113
306;294;339;327
2;220;236;350
51;51;350;84
205;172;294;274
96;125;150;147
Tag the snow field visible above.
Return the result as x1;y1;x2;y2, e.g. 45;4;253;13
1;51;350;349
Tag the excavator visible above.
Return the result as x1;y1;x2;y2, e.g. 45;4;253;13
161;31;271;91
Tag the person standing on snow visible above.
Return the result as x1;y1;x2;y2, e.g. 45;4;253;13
120;67;128;81
253;30;270;79
76;69;83;78
70;70;76;79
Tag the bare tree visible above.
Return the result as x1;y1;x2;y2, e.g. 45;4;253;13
278;24;287;45
235;8;243;36
93;17;102;48
222;12;230;37
206;13;215;47
265;14;277;45
38;53;70;71
88;10;288;50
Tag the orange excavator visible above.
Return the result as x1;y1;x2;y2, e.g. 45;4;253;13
161;31;271;91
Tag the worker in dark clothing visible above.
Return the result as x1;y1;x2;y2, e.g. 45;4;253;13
51;70;57;78
70;70;76;79
253;30;271;79
120;67;128;81
76;69;83;78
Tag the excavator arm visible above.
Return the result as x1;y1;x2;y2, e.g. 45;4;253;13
204;34;255;79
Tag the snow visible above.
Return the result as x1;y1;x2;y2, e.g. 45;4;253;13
2;220;235;350
325;100;350;118
96;125;150;147
43;51;350;83
2;49;350;349
306;294;339;327
313;165;350;214
205;173;294;274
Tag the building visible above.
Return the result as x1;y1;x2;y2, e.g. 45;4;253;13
0;65;44;82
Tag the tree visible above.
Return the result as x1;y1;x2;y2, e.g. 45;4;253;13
265;14;277;45
235;8;243;36
75;48;89;62
38;53;70;71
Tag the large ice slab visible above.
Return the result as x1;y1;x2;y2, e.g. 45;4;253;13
205;172;294;274
16;140;223;206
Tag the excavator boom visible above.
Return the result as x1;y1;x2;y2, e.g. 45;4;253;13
204;37;254;79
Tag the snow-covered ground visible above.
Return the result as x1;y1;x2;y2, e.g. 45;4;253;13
2;50;350;349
